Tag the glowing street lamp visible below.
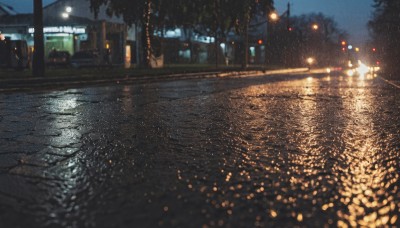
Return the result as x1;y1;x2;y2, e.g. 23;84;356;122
306;57;315;70
61;12;69;18
265;11;280;66
269;12;279;22
312;24;319;30
65;6;72;13
62;6;72;19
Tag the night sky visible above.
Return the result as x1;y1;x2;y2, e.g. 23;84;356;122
275;0;374;46
1;0;374;45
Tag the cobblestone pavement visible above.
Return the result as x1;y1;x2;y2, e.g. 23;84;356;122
0;73;399;227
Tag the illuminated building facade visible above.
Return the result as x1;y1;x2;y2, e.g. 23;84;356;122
0;0;135;64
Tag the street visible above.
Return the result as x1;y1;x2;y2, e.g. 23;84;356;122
0;72;399;227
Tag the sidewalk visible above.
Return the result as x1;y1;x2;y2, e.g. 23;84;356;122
0;64;310;92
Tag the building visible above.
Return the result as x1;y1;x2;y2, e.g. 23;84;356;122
0;2;17;16
0;0;135;65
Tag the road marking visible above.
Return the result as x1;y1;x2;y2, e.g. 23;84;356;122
379;77;400;89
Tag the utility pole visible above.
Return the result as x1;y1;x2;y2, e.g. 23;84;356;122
242;21;249;69
32;0;45;77
242;12;250;70
214;0;219;69
287;2;291;30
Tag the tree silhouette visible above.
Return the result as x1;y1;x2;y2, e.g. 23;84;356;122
90;0;273;68
369;0;400;78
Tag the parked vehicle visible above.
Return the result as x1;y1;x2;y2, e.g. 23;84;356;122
47;50;70;67
70;50;101;68
0;39;30;69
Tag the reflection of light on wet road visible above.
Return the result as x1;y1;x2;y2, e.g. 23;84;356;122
232;74;399;226
346;62;378;82
45;91;81;147
336;77;398;227
356;62;370;77
46;91;79;112
2;73;398;227
41;91;85;221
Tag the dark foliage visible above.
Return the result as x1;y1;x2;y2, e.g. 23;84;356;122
369;0;400;77
89;0;274;68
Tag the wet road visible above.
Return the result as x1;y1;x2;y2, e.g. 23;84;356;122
0;73;399;227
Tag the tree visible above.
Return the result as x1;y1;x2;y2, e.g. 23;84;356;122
369;0;400;77
90;0;160;68
292;13;347;66
157;0;270;67
32;0;45;77
157;1;204;64
232;0;274;68
90;0;273;68
266;13;347;67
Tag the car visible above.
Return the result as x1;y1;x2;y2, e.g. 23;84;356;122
47;50;70;67
70;50;101;68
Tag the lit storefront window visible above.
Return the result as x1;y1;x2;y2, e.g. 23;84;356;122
28;26;86;34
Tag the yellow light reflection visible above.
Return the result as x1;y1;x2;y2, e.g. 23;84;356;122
337;83;398;227
269;12;279;21
347;69;355;77
307;57;315;65
356;62;370;78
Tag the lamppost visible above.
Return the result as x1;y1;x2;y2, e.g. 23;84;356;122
62;6;72;19
264;11;279;66
244;8;281;69
269;12;279;22
309;22;329;66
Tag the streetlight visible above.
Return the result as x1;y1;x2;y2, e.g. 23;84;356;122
312;23;319;31
269;12;279;22
33;0;45;77
264;11;280;66
61;12;69;18
65;6;72;13
62;6;72;19
306;57;315;70
307;57;315;65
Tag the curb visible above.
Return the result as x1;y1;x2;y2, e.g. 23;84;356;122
0;68;311;92
379;77;400;89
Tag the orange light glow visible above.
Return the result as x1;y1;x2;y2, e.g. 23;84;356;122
269;12;279;21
